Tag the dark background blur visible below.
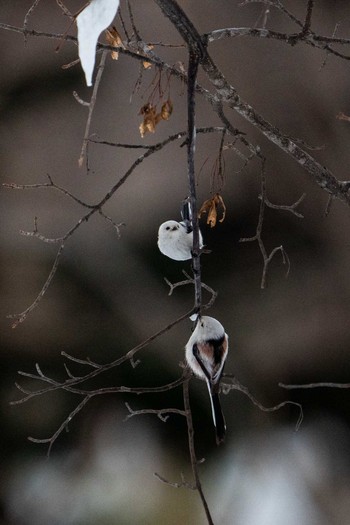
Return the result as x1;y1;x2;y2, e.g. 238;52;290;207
2;1;350;524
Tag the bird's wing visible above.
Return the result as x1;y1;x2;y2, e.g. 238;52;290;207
192;343;211;382
207;335;228;387
180;200;193;233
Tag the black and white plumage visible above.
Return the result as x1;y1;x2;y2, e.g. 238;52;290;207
157;202;203;261
185;315;229;445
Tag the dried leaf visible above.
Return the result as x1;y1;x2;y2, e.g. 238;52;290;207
199;193;226;228
138;99;173;137
208;201;218;227
161;99;173;120
139;103;159;137
143;45;154;69
105;26;125;60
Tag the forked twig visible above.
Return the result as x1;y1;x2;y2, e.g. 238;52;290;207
239;160;301;288
125;402;186;421
164;270;218;310
23;0;41;43
223;376;304;431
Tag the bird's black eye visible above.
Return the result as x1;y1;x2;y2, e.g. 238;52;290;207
166;226;170;230
201;322;204;327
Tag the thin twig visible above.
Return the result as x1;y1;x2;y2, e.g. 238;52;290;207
223;376;304;431
3;174;95;209
11;309;195;403
126;0;141;41
164;270;218;310
8;243;65;328
260;192;306;218
23;0;41;43
118;3;130;42
28;395;92;457
12;372;188;406
124;402;186;421
154;471;195;489
56;0;73;19
239;160;291;288
78;50;108;168
183;375;214;525
279;381;350;390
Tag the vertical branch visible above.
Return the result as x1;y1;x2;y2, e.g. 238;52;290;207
187;51;202;312
78;50;108;168
183;376;214;525
302;0;314;34
155;0;207;312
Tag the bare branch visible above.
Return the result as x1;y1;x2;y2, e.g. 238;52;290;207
7;243;65;328
154;471;195;490
23;0;41;43
98;211;125;237
223;376;304;431
279;381;350;390
61;351;101;369
73;90;90;106
3;174;95;209
260;192;306;218
126;0;141;41
10;309;195;404
11;372;188;406
302;0;314;35
164;270;218;310
186;49;202;314
183;374;214;525
239;160;291;288
56;0;73;19
28;395;92;457
124;402;186;421
78;50;108;168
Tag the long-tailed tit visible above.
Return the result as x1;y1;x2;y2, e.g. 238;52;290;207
157;201;203;261
185;315;228;445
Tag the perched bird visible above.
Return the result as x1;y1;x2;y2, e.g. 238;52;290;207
157;201;203;261
185;315;229;445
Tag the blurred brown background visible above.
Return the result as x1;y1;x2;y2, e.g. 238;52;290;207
2;1;350;523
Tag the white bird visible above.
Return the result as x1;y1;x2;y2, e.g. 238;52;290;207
157;201;204;261
185;315;229;445
157;220;204;261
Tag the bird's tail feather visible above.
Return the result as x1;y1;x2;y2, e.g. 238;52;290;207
206;381;226;445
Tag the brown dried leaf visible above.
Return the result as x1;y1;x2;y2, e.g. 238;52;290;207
160;99;173;120
198;193;226;228
105;26;125;60
139;103;158;137
143;45;154;69
207;201;217;228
